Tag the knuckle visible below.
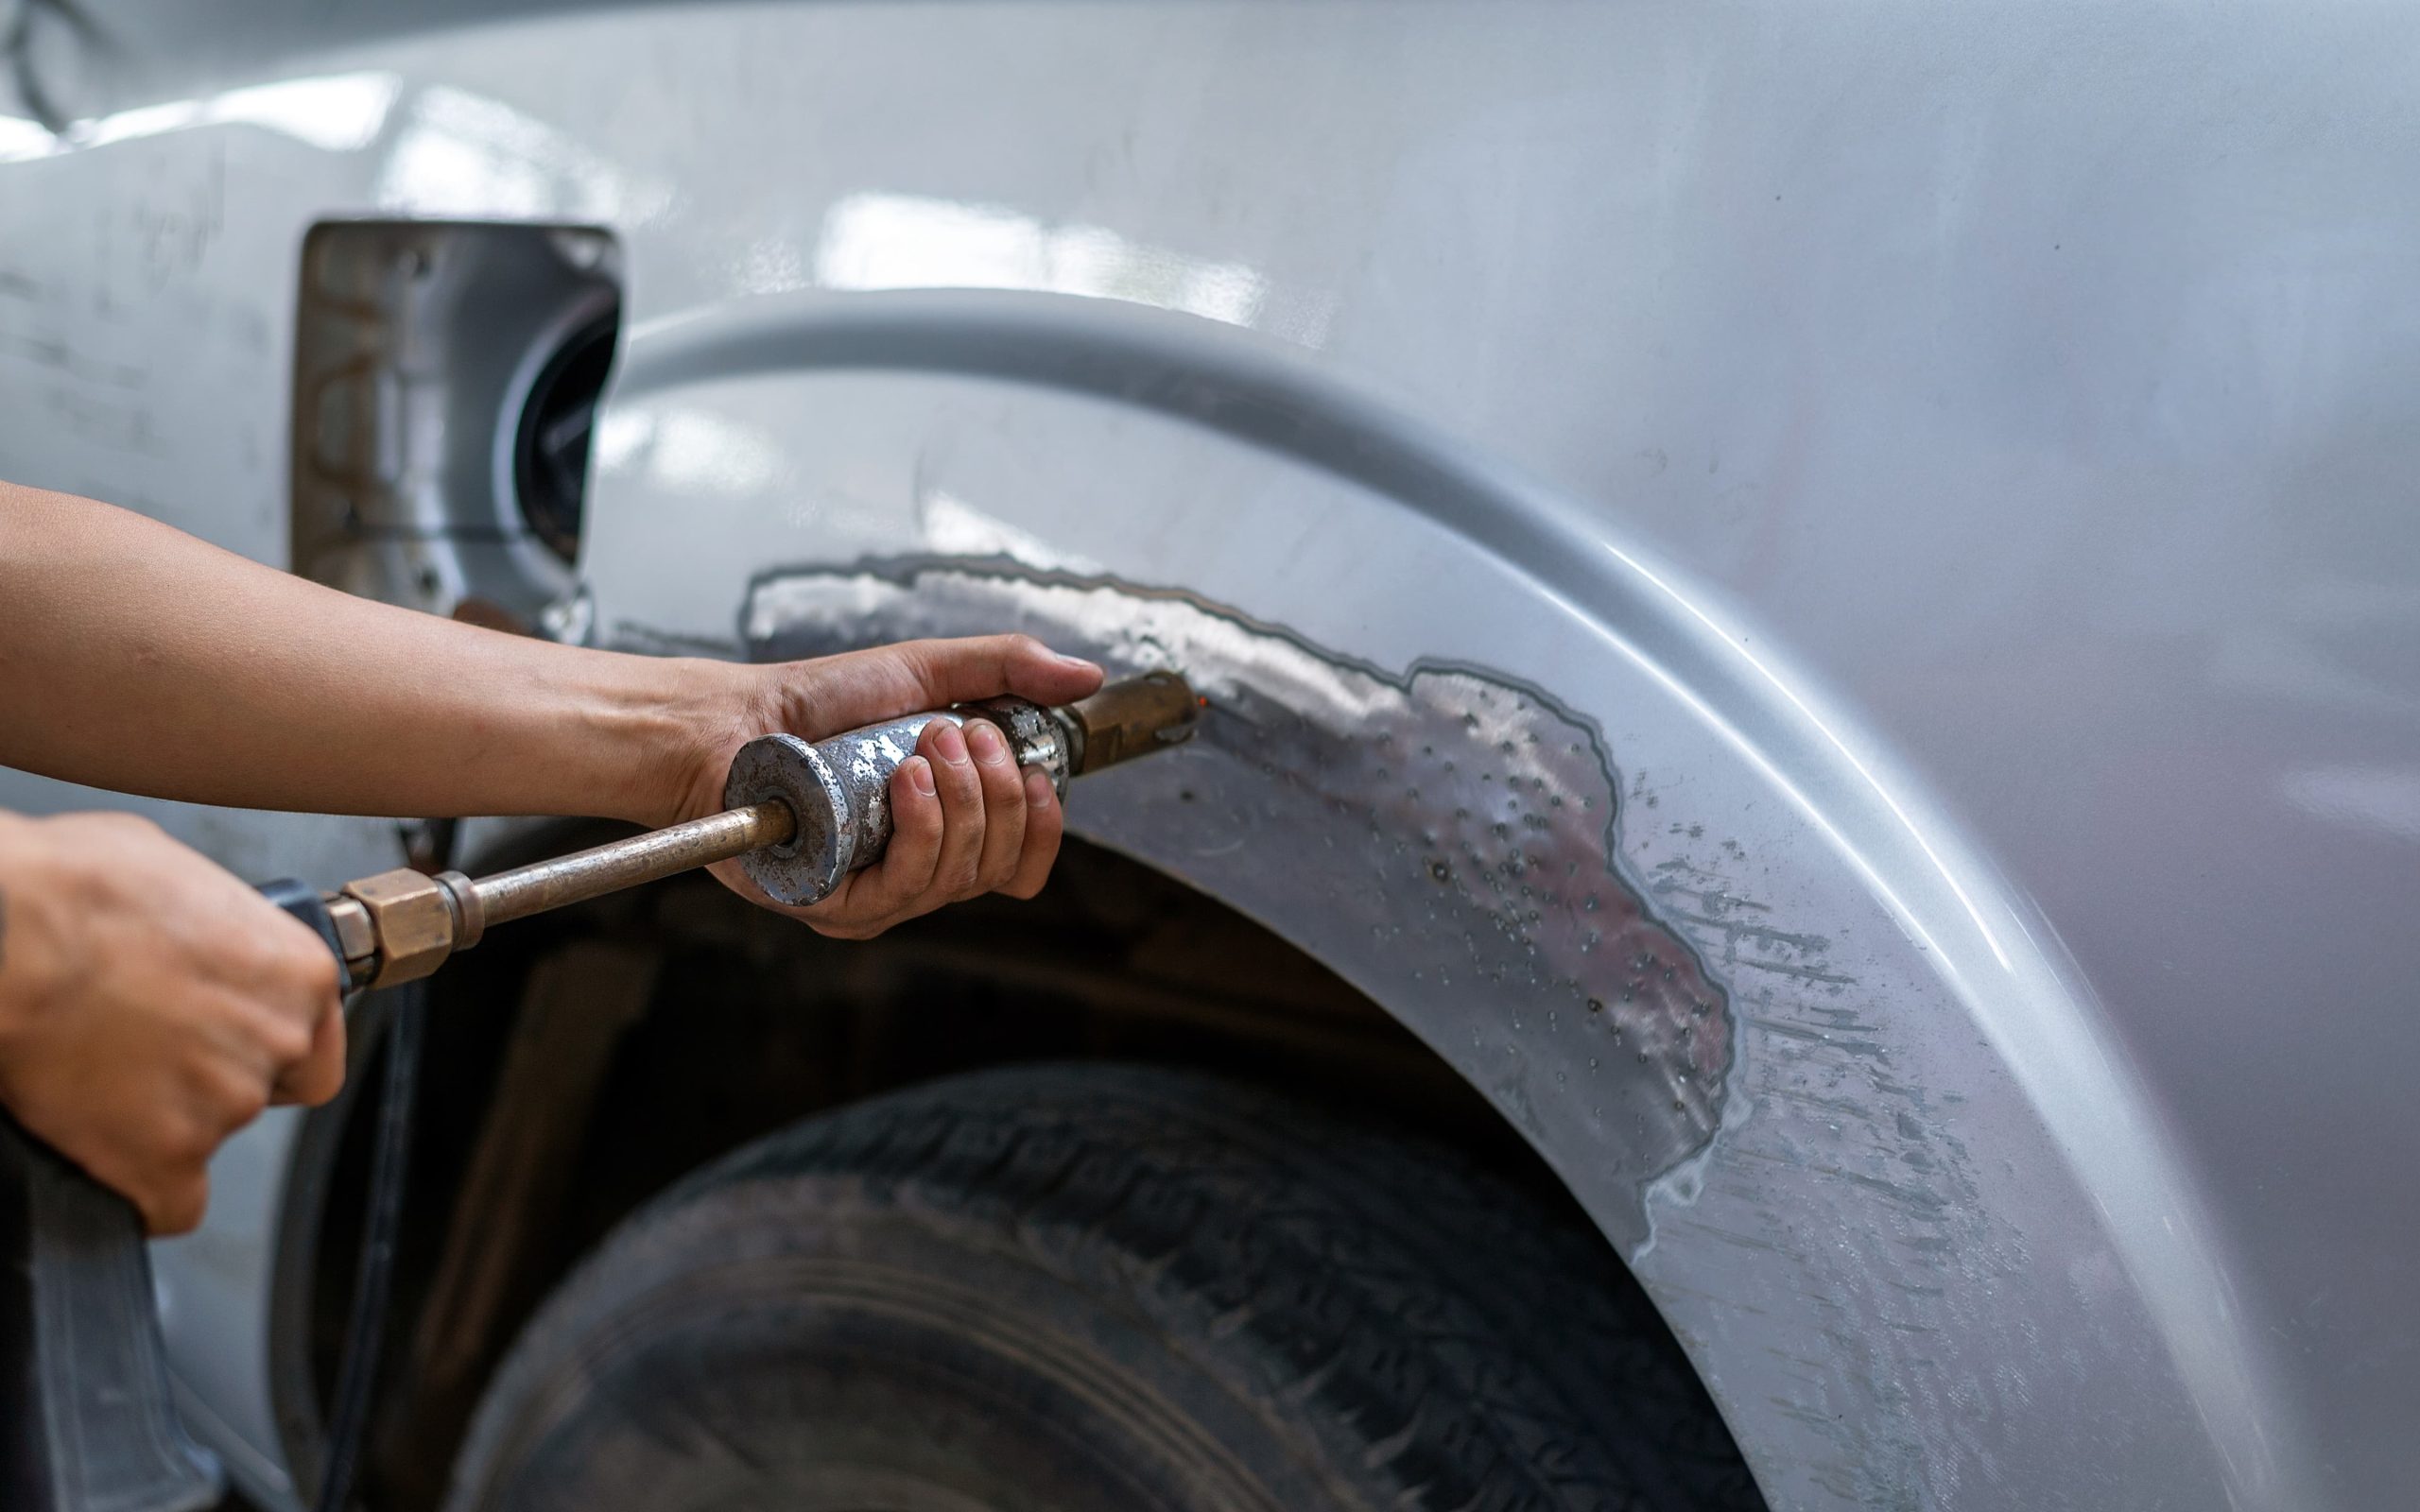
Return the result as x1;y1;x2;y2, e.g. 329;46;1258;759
294;946;342;1001
987;764;1026;813
261;1016;315;1067
197;1055;270;1126
298;1069;342;1108
161;1118;219;1169
96;811;163;842
152;1178;207;1236
219;928;282;979
213;1071;271;1130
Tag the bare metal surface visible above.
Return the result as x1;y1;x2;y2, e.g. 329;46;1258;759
469;801;791;929
752;569;1733;1224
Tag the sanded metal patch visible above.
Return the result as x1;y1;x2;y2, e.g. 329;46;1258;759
739;558;1733;1227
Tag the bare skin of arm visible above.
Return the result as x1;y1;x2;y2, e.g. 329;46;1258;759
0;484;1103;1229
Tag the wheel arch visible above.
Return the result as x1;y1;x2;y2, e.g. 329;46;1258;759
279;821;1686;1510
573;286;2307;1510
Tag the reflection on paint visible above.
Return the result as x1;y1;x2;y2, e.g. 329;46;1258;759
2282;765;2420;844
814;191;1267;329
374;85;670;223
0;114;53;162
918;489;1101;574
0;72;399;163
595;408;782;497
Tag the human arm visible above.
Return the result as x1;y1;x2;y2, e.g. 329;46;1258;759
0;484;1101;1228
0;482;1104;932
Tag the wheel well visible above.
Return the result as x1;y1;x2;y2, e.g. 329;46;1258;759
295;827;1685;1510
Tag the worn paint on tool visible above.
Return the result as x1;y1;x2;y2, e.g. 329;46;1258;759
740;557;1732;1236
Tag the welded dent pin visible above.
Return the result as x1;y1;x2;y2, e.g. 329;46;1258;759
323;672;1198;986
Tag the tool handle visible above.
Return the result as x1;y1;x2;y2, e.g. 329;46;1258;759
720;673;1200;909
0;1121;218;1512
256;876;353;994
811;705;1042;880
0;877;354;1510
723;697;1073;907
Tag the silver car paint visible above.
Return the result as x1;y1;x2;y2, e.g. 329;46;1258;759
2;4;2413;1507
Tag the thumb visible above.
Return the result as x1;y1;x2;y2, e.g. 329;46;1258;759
797;636;1102;732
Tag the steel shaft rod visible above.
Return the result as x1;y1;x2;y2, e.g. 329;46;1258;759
470;799;797;929
331;673;1198;988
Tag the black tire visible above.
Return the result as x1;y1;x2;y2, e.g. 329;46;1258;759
444;1064;1763;1512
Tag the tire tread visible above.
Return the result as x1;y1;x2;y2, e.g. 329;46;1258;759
458;1064;1763;1512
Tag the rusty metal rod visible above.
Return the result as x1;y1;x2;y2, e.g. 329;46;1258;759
470;799;796;930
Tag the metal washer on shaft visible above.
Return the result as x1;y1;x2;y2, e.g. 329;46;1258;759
721;732;852;905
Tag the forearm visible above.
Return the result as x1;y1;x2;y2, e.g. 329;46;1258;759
0;485;746;826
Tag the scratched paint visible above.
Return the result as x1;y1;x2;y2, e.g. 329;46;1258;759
737;558;1733;1231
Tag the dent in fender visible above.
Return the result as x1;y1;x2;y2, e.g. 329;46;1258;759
743;556;1733;1246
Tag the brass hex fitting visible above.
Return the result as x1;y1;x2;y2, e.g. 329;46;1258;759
321;894;379;984
341;868;468;987
1067;670;1201;773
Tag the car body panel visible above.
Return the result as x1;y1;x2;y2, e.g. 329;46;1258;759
3;4;2415;1507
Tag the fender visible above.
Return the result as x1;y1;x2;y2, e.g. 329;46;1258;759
9;5;2398;1505
582;288;2306;1510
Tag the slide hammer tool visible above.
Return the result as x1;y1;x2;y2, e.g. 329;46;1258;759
326;670;1197;987
0;670;1197;1512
